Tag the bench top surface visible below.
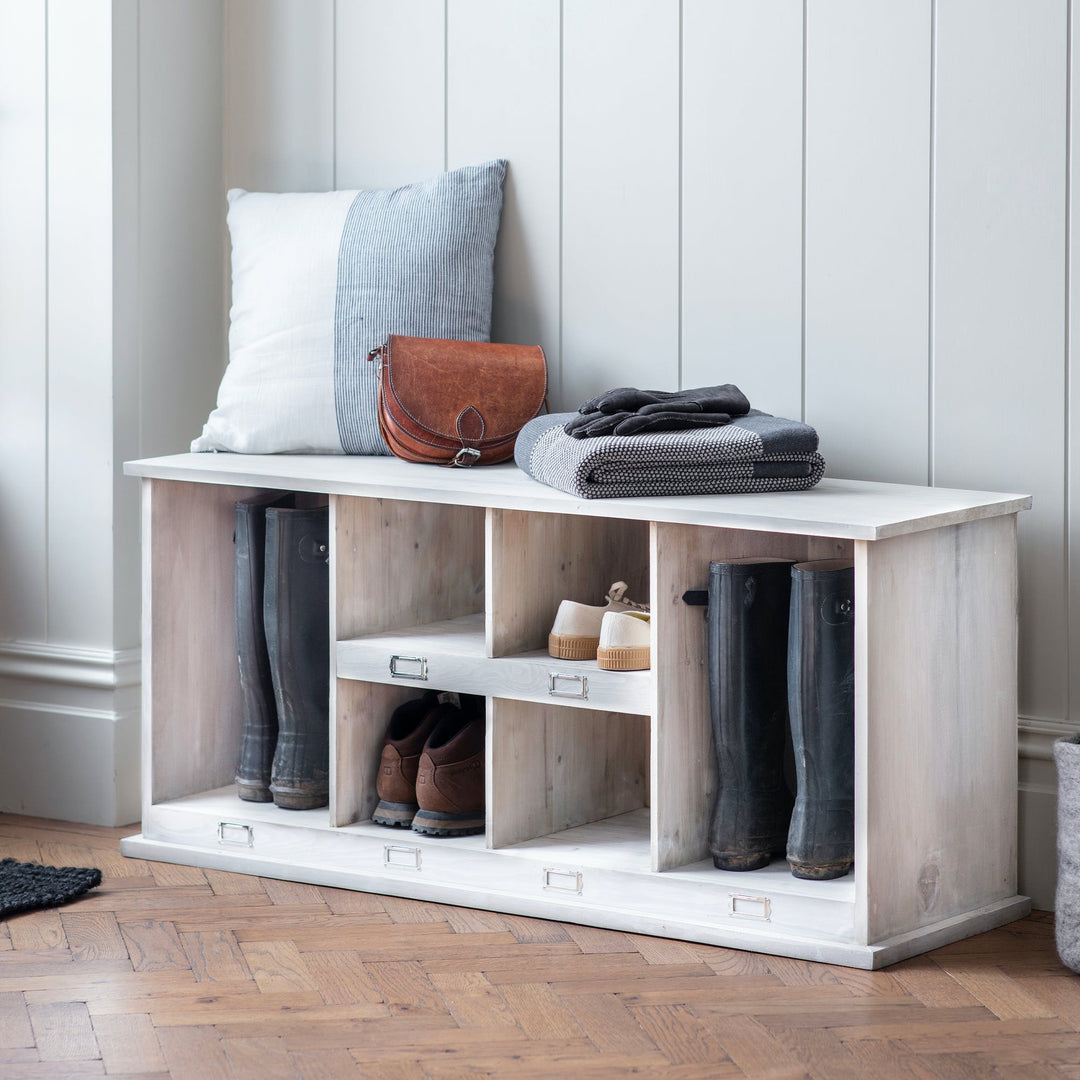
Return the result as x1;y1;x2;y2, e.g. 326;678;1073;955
124;452;1031;541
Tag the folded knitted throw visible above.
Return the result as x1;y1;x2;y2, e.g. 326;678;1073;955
515;410;826;499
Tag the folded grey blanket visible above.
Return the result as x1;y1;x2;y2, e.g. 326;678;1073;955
515;410;826;499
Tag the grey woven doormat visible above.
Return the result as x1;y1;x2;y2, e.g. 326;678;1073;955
0;857;102;918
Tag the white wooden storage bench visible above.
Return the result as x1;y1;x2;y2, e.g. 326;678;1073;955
120;452;1032;969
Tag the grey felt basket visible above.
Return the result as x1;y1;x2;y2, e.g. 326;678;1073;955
1055;734;1080;972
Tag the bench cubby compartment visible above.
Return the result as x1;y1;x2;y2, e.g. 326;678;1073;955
488;699;649;850
126;453;1032;968
486;508;649;658
333;679;426;829
333;495;486;641
650;522;854;872
143;479;332;811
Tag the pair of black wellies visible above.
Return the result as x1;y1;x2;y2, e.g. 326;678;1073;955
233;496;330;810
688;557;855;880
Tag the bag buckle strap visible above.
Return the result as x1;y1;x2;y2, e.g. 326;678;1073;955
450;447;482;467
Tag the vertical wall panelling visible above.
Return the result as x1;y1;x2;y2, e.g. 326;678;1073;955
0;1;48;643
138;0;226;464
560;0;681;412
446;0;561;396
933;0;1067;726
803;0;932;485
334;0;445;191
226;0;334;192
46;0;115;648
681;0;804;421
111;0;140;651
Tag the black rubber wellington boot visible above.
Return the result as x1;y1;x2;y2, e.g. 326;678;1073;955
233;494;292;802
705;558;796;871
786;559;856;880
264;504;331;810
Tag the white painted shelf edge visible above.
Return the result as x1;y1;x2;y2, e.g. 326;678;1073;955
123;453;1031;541
335;613;652;715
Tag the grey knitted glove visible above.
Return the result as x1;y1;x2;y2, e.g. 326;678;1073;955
563;410;635;438
575;384;750;417
565;384;750;438
564;408;740;438
610;410;737;435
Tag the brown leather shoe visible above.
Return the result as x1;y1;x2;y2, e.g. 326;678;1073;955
412;697;485;837
372;691;441;828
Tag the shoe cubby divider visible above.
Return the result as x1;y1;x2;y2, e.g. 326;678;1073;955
144;479;329;808
487;699;649;849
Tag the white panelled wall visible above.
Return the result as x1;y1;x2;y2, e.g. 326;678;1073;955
0;0;223;826
0;0;1069;908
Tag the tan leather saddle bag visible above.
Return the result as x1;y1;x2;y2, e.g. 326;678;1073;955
367;335;547;466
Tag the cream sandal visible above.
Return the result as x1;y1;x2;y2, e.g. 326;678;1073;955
596;610;651;670
548;581;648;661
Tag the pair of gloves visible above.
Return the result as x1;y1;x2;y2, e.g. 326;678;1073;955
564;384;751;439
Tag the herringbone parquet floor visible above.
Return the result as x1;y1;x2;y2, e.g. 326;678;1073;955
0;812;1076;1080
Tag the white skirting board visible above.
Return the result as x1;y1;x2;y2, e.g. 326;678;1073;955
0;700;140;826
0;641;142;825
1019;742;1060;911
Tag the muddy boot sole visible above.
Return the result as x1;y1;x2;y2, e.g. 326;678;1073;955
373;800;419;828
411;809;484;837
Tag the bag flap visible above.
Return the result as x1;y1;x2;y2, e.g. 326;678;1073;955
383;335;547;443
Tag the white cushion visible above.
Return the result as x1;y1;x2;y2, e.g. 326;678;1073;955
191;160;508;455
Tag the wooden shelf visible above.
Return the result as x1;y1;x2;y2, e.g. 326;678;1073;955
122;452;1032;968
336;614;652;715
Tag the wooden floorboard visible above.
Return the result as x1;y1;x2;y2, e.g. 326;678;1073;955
0;812;1075;1079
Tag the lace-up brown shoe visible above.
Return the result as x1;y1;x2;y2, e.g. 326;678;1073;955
372;691;441;828
412;697;486;837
